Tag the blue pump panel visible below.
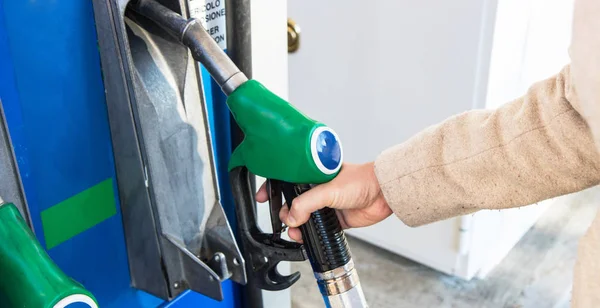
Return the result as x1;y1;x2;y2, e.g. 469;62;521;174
0;0;238;307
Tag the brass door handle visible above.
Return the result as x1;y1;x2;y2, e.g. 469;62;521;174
288;18;301;53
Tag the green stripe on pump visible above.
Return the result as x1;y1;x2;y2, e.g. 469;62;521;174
41;178;117;249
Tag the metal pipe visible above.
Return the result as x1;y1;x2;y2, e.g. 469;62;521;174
226;0;252;156
129;0;188;35
223;0;263;307
181;20;248;94
225;0;252;78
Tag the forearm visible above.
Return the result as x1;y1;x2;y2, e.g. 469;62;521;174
374;65;600;227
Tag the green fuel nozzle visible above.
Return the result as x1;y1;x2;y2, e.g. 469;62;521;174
130;1;368;307
226;80;343;183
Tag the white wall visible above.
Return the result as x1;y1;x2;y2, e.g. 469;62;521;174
485;0;573;109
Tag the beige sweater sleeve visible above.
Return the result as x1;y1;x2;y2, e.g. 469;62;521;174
374;65;600;227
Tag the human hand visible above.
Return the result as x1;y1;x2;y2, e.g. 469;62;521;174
255;162;392;242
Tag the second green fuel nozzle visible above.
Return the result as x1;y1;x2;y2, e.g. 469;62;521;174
129;1;368;307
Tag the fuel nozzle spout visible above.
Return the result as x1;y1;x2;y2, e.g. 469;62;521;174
129;0;247;95
316;260;368;308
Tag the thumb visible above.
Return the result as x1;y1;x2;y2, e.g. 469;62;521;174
285;182;337;227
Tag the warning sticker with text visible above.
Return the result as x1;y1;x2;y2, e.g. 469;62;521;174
188;0;227;49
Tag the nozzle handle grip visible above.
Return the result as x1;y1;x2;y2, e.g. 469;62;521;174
281;184;351;273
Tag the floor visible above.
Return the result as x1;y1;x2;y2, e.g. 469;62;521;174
290;187;600;308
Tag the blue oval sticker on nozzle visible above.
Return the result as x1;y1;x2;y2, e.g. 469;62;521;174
311;126;343;175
